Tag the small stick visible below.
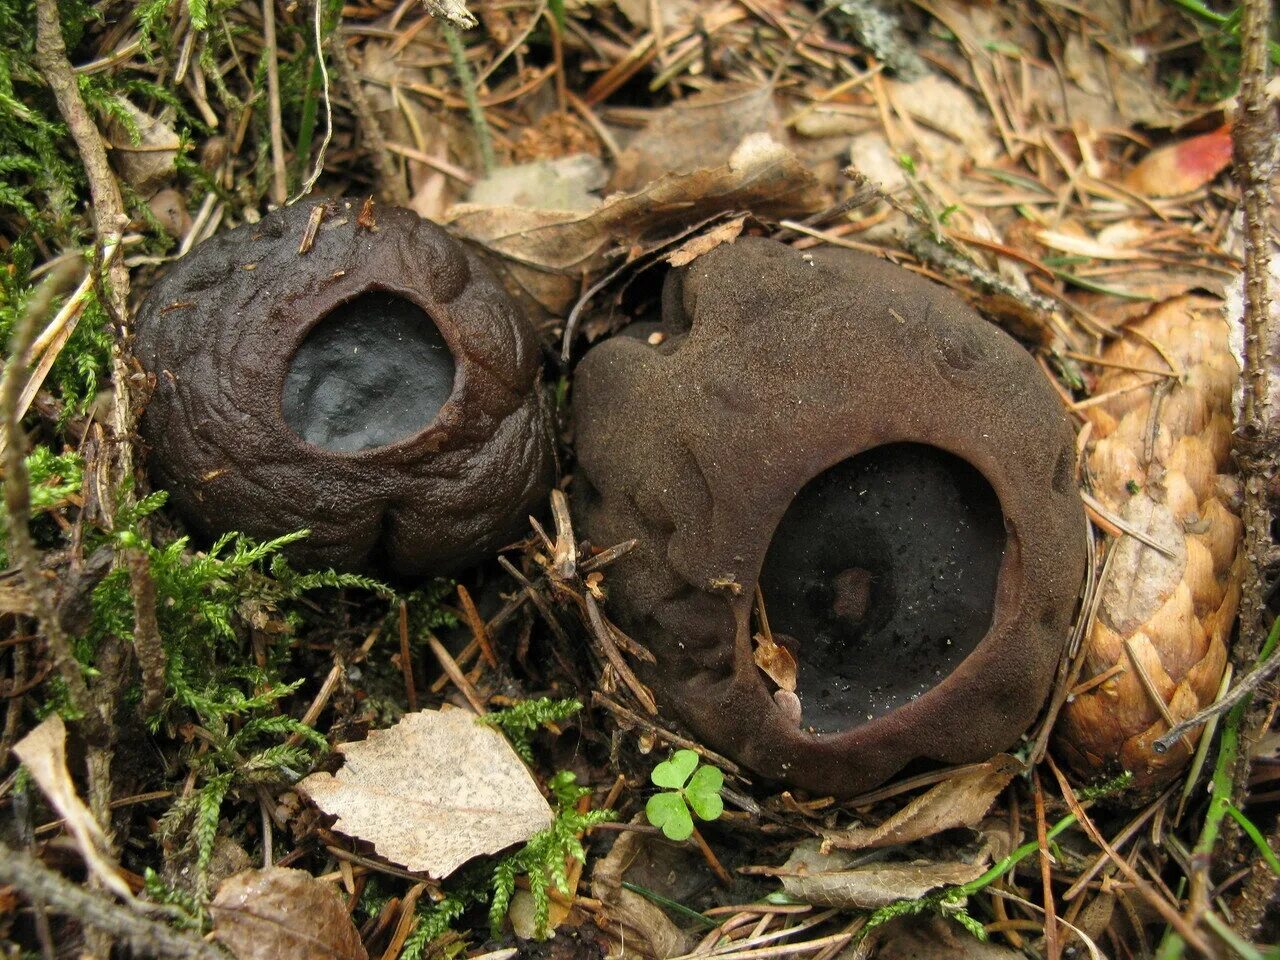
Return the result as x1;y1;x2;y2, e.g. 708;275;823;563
1034;769;1061;960
289;625;380;746
1123;636;1192;753
498;555;573;648
689;825;733;887
1069;661;1125;698
0;840;223;960
424;631;487;715
1155;625;1280;753
593;692;741;776
261;0;287;204
1046;757;1214;955
549;488;577;580
430;639;479;693
380;882;428;960
398;600;418;712
456;584;497;668
584;593;657;715
124;549;165;716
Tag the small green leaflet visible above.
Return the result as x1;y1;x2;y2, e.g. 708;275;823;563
645;750;725;841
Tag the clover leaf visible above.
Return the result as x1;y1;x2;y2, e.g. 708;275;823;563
645;749;725;841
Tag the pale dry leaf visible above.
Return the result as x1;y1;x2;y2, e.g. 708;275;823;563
446;134;824;315
1096;496;1186;636
821;755;1020;851
666;216;746;267
211;867;367;960
297;708;553;877
107;99;180;192
778;839;989;910
13;714;132;900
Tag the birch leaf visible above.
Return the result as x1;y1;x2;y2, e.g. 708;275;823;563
297;708;553;877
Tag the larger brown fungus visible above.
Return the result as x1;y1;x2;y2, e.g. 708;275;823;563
136;198;555;576
574;237;1086;796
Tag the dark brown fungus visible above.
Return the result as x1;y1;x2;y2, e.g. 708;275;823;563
573;237;1087;796
135;198;555;576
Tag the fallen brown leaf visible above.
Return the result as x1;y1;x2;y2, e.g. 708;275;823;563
777;839;991;910
608;84;785;193
821;756;1021;851
210;867;367;960
297;707;553;877
446;134;825;315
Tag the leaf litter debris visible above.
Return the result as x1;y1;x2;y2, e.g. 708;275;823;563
0;0;1277;958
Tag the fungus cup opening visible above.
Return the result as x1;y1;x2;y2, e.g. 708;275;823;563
281;291;457;453
758;443;1007;734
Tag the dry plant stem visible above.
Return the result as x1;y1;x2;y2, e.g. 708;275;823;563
35;0;133;483
398;601;418;711
424;630;487;714
1044;758;1214;956
456;583;497;668
584;592;657;714
333;30;408;205
0;840;223;960
124;549;164;715
1;267;103;744
1232;0;1279;655
262;0;288;204
592;692;742;776
1034;770;1061;960
688;824;733;887
1227;0;1278;936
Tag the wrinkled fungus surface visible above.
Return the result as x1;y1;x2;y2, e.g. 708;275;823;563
136;198;555;575
573;237;1086;796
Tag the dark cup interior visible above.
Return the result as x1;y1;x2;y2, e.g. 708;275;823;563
759;442;1006;732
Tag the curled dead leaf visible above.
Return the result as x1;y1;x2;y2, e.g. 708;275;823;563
14;715;132;900
821;756;1021;851
776;838;992;910
752;631;798;692
446;134;825;316
211;867;367;960
666;216;746;268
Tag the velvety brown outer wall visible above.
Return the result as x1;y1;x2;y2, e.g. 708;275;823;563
573;237;1088;797
134;198;555;576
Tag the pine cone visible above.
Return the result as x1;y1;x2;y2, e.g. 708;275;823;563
1055;295;1243;793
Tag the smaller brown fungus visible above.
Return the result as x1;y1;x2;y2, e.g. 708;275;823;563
574;237;1087;797
135;198;555;576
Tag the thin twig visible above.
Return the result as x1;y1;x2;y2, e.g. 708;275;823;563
295;0;335;200
1;264;103;742
584;592;657;715
1154;616;1280;753
0;840;223;960
444;24;494;174
124;549;165;716
333;28;408;204
261;0;288;204
424;630;487;715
